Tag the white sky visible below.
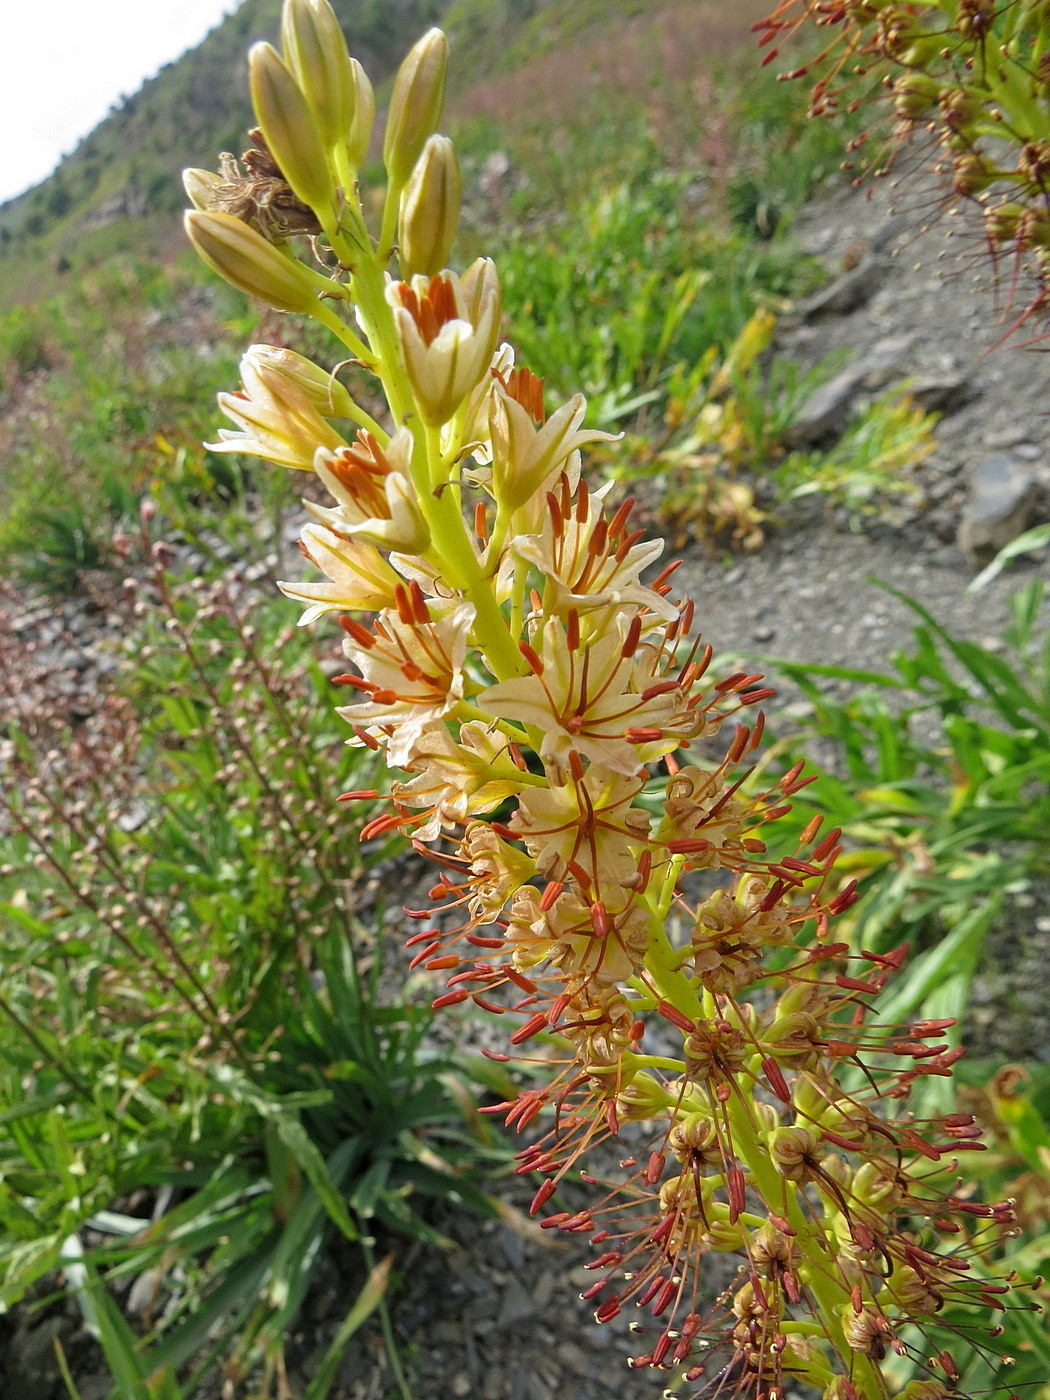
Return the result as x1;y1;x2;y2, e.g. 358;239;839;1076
3;0;242;204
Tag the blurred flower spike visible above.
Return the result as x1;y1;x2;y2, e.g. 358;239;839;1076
183;2;1037;1395
756;0;1050;337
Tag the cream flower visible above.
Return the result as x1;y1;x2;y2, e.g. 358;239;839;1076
511;763;650;888
279;522;402;623
660;763;750;869
479;613;695;777
513;482;677;623
506;885;650;988
389;721;527;841
336;599;475;766
207;346;349;470
388;263;501;426
309;428;430;554
489;386;615;514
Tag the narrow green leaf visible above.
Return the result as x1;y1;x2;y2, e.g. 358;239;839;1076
274;1117;358;1241
967;523;1050;592
303;1255;393;1400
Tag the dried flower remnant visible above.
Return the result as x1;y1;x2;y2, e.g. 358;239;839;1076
184;2;1038;1394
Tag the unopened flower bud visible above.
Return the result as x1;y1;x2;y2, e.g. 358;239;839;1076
184;209;322;313
952;151;997;196
889;1264;942;1316
818;1152;851;1190
898;34;944;69
937;84;981;136
773;978;827;1020
383;28;448;189
852;1160;897;1209
281;0;354;150
250;42;333;213
399;135;461;279
704;1217;744;1252
247;345;357;418
763;1010;821;1064
899;1382;953;1400
985;202;1024;244
183;167;223;210
347;60;375;171
792;1070;845;1125
751;1100;780;1134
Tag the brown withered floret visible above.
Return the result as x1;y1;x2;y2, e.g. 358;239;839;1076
209;129;322;241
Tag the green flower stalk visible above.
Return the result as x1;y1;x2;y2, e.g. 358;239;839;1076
184;4;1037;1396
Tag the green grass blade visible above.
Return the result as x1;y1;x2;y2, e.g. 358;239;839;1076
303;1254;393;1400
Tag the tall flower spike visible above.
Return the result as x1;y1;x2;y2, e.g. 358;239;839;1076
184;12;1024;1397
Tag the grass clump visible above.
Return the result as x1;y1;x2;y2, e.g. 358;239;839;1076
0;542;504;1396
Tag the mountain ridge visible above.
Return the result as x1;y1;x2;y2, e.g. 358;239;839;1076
0;0;672;309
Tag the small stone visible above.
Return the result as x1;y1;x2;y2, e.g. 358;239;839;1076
983;423;1035;450
73;1377;111;1400
957;454;1040;564
905;373;972;414
497;1277;536;1328
556;1340;590;1374
117;801;151;834
752;624;775;643
532;1270;555;1310
797;257;886;320
781;359;869;448
859;333;914;387
499;1225;526;1270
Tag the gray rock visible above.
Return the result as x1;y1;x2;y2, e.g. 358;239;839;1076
497;1277;536;1328
781;358;869;447
859;333;914;386
957;454;1041;563
1016;442;1044;461
5;1316;72;1400
983;423;1036;450
796;257;885;320
906;373;973;414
